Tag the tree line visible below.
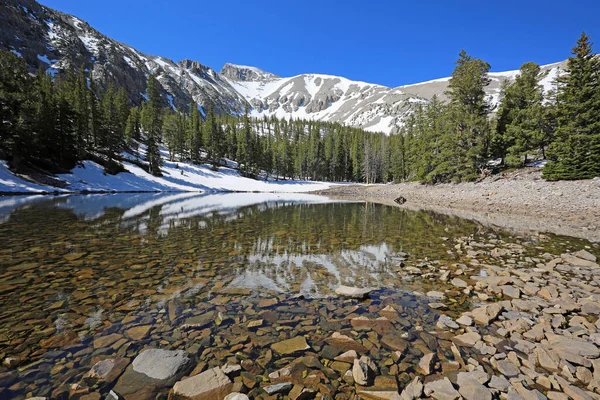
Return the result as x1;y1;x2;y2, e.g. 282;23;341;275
1;32;598;183
393;32;600;183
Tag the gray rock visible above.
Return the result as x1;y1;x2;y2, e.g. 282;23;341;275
427;291;446;300
452;278;468;288
424;377;460;400
264;382;293;395
401;377;423;400
335;285;373;299
488;375;510;391
172;367;233;399
457;372;491;400
132;349;190;380
113;349;191;399
84;357;130;384
573;250;597;262
225;394;249;400
452;332;481;347
438;315;459;330
495;360;520;377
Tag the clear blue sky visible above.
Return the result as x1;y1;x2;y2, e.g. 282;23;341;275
40;0;600;87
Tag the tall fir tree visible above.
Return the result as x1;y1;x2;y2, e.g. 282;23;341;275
143;74;163;176
543;32;600;180
494;62;550;167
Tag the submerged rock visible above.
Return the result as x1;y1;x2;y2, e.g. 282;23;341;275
270;336;310;355
113;349;191;399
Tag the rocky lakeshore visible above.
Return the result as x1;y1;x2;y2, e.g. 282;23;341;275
316;170;600;243
2;223;600;400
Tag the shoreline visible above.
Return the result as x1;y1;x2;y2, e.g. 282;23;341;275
315;169;600;242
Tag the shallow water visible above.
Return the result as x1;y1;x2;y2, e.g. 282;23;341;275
0;193;596;398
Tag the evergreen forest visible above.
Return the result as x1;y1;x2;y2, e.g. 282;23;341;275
1;32;599;184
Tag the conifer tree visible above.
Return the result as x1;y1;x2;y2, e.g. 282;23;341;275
495;62;548;167
187;101;202;163
441;50;492;181
543;32;600;180
0;50;32;166
143;74;163;176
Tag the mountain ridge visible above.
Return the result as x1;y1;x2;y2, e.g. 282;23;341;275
1;0;566;134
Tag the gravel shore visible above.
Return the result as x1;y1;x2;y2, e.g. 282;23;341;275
317;169;600;242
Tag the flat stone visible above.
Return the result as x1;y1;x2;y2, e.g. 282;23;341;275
401;377;423;400
548;335;600;359
417;353;435;375
495;360;520;377
555;375;593;400
502;286;521;299
271;336;310;355
438;315;459;330
512;382;547;400
452;278;468;288
353;358;369;386
263;382;293;395
132;349;190;380
581;302;600;315
326;332;368;353
424;377;460;400
247;319;263;328
335;285;373;299
172;367;233;399
535;347;559;372
457;372;491;400
452;332;481;347
93;333;123;349
427;291;445;300
125;325;151;341
456;316;473;326
39;331;79;349
561;254;599;268
224;394;249;400
488;375;510;391
381;334;409;353
84;358;130;383
181;312;215;330
334;350;358;363
114;349;191;399
574;250;597;262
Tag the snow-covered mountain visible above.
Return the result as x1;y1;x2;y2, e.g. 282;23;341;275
1;0;566;134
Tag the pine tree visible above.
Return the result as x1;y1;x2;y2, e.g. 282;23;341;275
187;101;202;163
495;62;548;167
0;50;32;167
443;50;492;181
143;74;163;176
543;32;600;180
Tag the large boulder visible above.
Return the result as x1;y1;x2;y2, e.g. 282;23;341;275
113;349;192;399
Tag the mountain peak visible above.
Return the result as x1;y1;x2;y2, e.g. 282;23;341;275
220;63;279;82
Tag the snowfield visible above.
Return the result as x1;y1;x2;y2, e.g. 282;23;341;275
0;155;335;195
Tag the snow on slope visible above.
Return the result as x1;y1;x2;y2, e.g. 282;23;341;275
0;153;334;194
224;68;418;134
0;161;60;193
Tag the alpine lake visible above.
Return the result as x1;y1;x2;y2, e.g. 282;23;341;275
0;193;598;400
